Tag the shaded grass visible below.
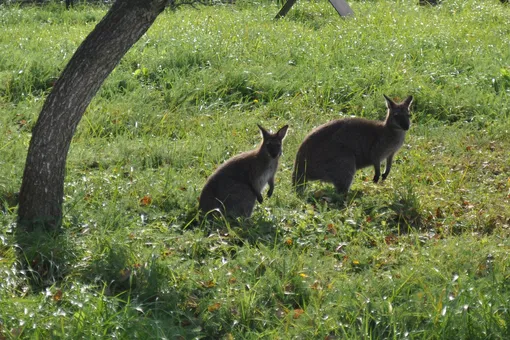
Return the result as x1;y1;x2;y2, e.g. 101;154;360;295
1;0;510;338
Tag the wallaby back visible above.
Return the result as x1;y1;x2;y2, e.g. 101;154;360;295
200;124;288;218
292;95;413;194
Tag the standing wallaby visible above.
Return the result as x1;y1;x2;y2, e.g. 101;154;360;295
199;124;289;218
292;95;413;194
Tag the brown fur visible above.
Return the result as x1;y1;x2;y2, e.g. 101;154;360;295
292;95;413;194
199;124;289;218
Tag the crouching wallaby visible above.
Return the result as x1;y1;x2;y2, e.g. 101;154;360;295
292;95;413;194
199;124;289;218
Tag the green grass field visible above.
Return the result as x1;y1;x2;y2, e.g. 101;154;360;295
1;0;510;338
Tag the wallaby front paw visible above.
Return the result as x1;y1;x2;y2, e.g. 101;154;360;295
257;195;264;204
373;175;380;183
382;173;389;181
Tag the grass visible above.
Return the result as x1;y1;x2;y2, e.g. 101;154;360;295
1;0;510;338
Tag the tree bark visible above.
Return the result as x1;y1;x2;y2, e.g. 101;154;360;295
274;0;297;19
18;0;167;231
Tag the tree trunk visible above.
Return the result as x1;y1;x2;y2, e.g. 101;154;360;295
275;0;297;19
18;0;167;231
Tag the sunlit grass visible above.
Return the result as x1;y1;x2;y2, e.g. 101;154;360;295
1;0;510;338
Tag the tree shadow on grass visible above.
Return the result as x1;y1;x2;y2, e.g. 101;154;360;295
377;187;426;235
187;185;367;248
14;228;77;291
177;207;284;257
5;187;80;291
0;191;19;215
388;187;425;234
192;211;269;245
76;240;209;338
1;206;80;322
293;183;427;236
301;186;365;210
286;8;332;31
9;200;291;338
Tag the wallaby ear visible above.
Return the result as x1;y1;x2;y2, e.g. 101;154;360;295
257;124;270;139
403;95;413;109
383;94;395;109
277;125;289;140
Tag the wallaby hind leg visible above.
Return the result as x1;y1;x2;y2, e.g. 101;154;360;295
199;190;222;217
329;156;356;193
225;199;256;218
222;185;258;218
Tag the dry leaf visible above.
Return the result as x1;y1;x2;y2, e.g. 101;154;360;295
162;248;174;257
201;280;215;288
313;189;325;198
327;223;337;235
293;309;304;319
311;280;322;290
53;289;63;302
435;207;443;218
325;335;339;340
119;268;132;282
185;298;198;309
208;302;221;312
384;234;398;245
275;307;287;319
139;195;152;206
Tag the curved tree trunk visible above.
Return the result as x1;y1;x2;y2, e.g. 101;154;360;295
18;0;167;231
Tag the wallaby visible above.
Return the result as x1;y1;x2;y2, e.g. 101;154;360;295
199;124;289;218
292;95;413;194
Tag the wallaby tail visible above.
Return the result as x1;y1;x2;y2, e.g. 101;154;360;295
292;152;306;195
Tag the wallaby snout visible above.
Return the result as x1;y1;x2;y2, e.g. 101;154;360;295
292;95;413;194
266;140;282;158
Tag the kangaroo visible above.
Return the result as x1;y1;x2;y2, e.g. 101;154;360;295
292;95;413;194
199;124;289;218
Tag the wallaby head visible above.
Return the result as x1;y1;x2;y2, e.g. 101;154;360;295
257;124;289;159
383;95;413;131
